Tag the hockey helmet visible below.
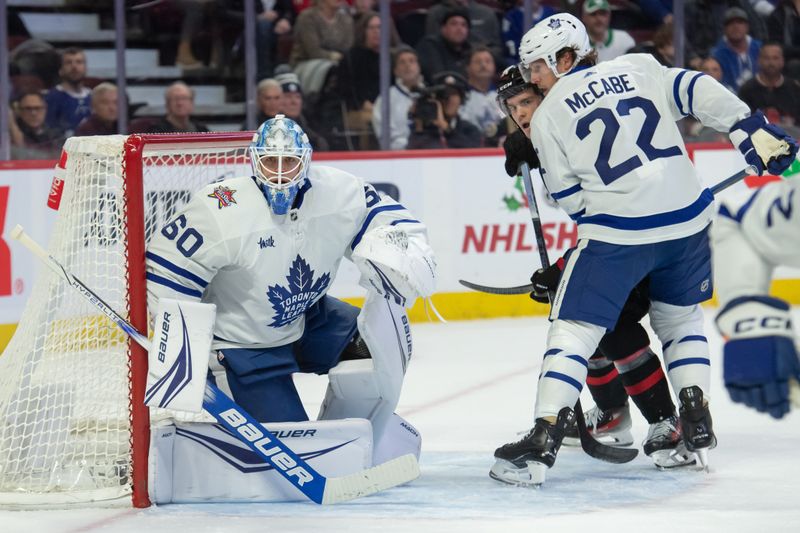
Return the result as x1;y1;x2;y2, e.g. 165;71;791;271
518;13;592;81
250;114;312;215
496;64;541;117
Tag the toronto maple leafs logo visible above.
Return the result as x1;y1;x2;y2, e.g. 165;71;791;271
208;186;237;209
548;18;561;29
266;255;331;327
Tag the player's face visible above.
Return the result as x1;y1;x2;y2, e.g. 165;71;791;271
526;60;558;96
257;155;303;186
505;89;540;138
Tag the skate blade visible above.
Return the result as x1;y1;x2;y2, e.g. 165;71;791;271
693;448;710;472
489;459;547;487
563;433;633;448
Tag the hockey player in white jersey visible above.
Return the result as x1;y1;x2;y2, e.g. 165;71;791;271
145;115;436;484
491;13;798;486
714;178;800;419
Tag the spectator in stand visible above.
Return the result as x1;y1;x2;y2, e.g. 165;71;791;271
738;43;800;134
416;7;473;83
275;72;330;150
637;0;674;25
582;0;636;63
628;21;676;67
289;0;354;97
338;11;382;115
685;0;767;64
253;78;284;126
75;83;119;136
711;7;762;92
10;91;65;160
371;46;424;150
45;47;91;137
767;0;800;77
255;0;295;80
147;82;209;133
702;56;726;84
461;46;505;146
425;0;504;66
502;0;556;64
407;71;482;150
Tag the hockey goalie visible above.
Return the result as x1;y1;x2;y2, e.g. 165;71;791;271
144;115;436;503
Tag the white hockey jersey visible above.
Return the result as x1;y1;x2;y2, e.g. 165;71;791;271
145;166;428;350
713;178;800;305
531;53;751;245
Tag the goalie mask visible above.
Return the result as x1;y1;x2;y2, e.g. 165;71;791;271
250;114;312;215
518;13;592;81
496;64;541;117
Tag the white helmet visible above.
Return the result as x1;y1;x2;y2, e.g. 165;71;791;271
518;13;592;80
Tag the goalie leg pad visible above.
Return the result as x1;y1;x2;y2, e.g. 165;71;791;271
649;301;710;399
318;291;411;451
534;319;605;419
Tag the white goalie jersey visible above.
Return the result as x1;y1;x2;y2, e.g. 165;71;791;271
145;166;430;350
713;178;800;305
531;53;751;245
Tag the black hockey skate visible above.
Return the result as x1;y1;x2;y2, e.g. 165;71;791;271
678;386;717;471
490;407;575;487
643;415;695;470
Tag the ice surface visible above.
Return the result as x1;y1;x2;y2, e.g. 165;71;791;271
2;313;799;533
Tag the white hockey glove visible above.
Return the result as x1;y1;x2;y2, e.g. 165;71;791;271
729;111;799;176
352;226;436;308
716;295;800;419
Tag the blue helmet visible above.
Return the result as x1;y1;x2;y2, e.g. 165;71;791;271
249;114;312;215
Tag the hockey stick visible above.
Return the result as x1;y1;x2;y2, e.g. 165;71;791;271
10;225;419;505
517;163;639;464
461;165;758;295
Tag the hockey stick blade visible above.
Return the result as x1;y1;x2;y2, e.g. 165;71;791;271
575;400;638;464
458;279;533;295
12;224;420;505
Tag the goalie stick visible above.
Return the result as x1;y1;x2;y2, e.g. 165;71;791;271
460;164;758;295
10;225;419;505
517;163;638;465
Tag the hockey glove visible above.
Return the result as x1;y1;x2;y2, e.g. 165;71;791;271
729;111;799;176
716;295;800;419
503;129;540;177
529;257;564;304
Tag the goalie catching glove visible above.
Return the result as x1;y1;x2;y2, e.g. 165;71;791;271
729;111;799;176
352;226;437;308
716;295;800;419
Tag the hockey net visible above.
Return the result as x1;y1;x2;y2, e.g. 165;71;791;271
0;133;253;508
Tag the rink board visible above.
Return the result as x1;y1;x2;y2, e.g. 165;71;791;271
0;145;798;351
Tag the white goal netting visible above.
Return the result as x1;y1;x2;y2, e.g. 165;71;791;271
0;134;251;507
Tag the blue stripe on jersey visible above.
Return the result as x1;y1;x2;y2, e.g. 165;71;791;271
551;183;582;200
350;204;406;250
673;70;689;116
663;339;674;351
667;357;710;371
679;335;708;344
146;252;209;288
578;189;713;230
543;371;583;392
544;348;562;357
566;354;588;367
718;187;763;223
390;218;421;226
146;272;203;298
687;72;706;116
293;179;313;209
568;209;586;221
